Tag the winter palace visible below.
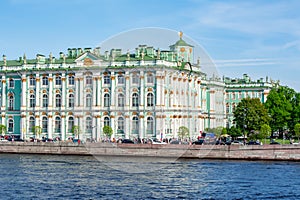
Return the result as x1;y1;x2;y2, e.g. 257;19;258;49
0;33;275;141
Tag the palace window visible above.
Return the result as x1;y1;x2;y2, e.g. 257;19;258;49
29;116;35;133
104;93;110;107
55;116;61;133
147;116;154;135
8;119;14;132
132;93;139;107
69;76;75;85
8;95;14;111
55;76;62;85
86;94;92;108
132;73;139;84
118;93;125;107
104;75;110;84
117;117;124;133
104;117;110;127
30;94;36;107
147;93;154;107
118;74;124;85
42;77;48;86
42;94;48;107
30;76;36;86
55;94;61;107
232;92;236;100
8;79;14;88
147;73;154;84
42;117;48;133
86;76;92;85
68;117;74;133
86;117;92;133
226;103;229;114
132;117;139;132
68;94;74;107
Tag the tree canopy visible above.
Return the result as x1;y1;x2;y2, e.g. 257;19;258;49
178;126;189;139
233;98;270;136
103;126;113;138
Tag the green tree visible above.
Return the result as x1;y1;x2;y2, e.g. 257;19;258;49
71;125;81;139
0;124;6;136
178;126;189;139
32;126;42;139
265;86;294;134
294;123;300;142
227;127;242;139
260;124;271;144
103;126;113;139
234;98;270;138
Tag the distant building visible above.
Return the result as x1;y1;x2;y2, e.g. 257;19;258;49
224;74;274;128
0;33;277;141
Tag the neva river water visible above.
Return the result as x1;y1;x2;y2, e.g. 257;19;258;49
1;154;300;200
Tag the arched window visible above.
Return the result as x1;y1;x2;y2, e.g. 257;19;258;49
86;94;92;108
232;92;236;100
42;77;48;86
55;117;61;133
55;76;61;85
42;117;48;133
8;119;14;132
30;94;35;107
86;117;92;133
29;116;35;133
69;94;74;107
147;73;154;83
104;117;110;127
117;117;124;134
118;93;125;107
132;93;139;107
104;93;110;107
232;103;236;112
86;76;92;85
9;79;14;88
42;94;48;107
147;93;154;107
56;94;61;107
8;95;14;110
147;116;154;135
132;116;139;133
69;75;75;85
104;75;110;84
30;76;36;86
68;117;74;133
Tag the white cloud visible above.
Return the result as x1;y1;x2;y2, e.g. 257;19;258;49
213;58;277;68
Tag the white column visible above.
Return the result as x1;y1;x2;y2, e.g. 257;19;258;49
21;115;26;139
61;75;66;108
92;77;97;107
21;75;27;109
96;116;101;141
125;116;130;139
75;77;80;107
139;115;145;139
111;117;115;139
96;77;101;108
48;115;53;139
140;71;144;107
48;75;53;108
61;115;65;141
79;78;84;107
36;74;40;107
110;72;116;107
1;78;6;110
125;72;130;108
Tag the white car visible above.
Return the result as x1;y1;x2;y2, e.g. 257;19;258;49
231;140;244;145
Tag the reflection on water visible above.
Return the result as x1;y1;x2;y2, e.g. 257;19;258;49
0;154;300;199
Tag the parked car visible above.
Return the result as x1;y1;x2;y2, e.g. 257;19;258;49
119;139;134;144
192;139;204;145
247;140;262;145
270;141;281;145
231;140;244;145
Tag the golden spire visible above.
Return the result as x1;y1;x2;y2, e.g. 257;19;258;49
179;31;183;39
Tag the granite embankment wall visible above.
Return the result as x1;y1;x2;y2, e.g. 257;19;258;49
1;142;300;161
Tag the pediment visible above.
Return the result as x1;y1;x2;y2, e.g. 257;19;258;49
75;52;102;66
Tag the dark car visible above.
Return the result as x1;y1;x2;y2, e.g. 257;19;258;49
192;139;204;145
247;140;261;145
270;141;281;145
120;139;134;144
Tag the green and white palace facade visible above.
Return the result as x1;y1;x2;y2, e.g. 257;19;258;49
0;35;277;141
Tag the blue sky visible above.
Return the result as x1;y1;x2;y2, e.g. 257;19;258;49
0;0;300;90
